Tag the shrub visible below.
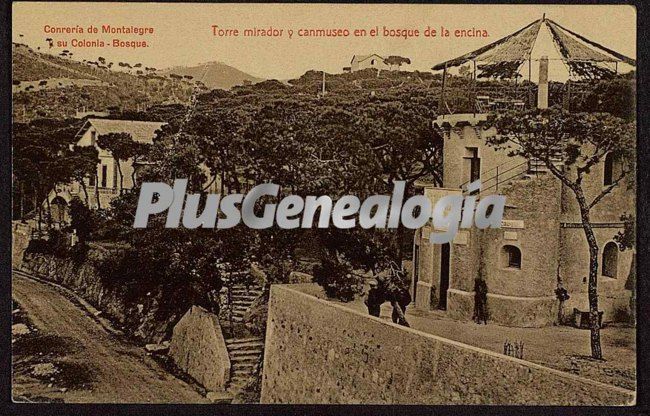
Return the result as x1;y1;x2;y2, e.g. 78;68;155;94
25;238;52;255
24;229;77;260
312;258;363;302
68;241;89;265
70;197;96;242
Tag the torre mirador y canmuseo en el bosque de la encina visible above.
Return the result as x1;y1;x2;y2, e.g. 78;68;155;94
43;16;636;329
410;16;636;327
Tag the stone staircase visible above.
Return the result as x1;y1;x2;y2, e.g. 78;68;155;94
229;283;264;323
225;336;265;394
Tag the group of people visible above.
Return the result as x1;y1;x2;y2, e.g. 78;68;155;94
364;262;412;327
364;265;490;327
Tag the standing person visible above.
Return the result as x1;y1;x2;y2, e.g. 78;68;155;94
473;278;488;324
386;262;411;327
365;279;384;317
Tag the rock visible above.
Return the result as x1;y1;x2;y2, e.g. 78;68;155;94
288;271;313;284
145;343;169;354
206;391;233;404
60;388;67;393
168;306;231;391
31;363;58;378
93;310;102;316
12;323;30;336
12;309;20;315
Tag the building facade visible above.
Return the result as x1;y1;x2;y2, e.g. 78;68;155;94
47;118;223;224
350;54;389;72
410;114;635;327
47;118;167;218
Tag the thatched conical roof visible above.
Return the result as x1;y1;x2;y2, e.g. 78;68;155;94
432;17;635;79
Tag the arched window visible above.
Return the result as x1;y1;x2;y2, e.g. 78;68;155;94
604;153;614;186
501;245;521;269
602;242;619;278
371;59;375;65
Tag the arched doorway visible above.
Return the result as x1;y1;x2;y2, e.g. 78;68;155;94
50;196;69;225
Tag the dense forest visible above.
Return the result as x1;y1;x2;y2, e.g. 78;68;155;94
13;60;636;347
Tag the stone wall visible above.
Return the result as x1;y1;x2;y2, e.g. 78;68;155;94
169;306;231;392
11;222;31;269
446;289;557;327
559;226;634;322
480;174;562;298
261;284;634;405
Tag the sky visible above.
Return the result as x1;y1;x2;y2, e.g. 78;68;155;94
12;3;637;80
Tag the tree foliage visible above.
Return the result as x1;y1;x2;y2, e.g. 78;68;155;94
176;73;443;298
12;118;83;222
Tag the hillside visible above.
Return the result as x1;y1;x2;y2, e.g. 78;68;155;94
12;43;196;121
160;61;263;90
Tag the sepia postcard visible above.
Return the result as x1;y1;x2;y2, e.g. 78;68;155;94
8;2;639;407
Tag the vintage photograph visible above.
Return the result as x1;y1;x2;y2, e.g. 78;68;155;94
10;3;637;405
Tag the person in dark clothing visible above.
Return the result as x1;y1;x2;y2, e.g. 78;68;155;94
385;262;412;327
473;278;488;324
365;280;384;317
390;289;412;327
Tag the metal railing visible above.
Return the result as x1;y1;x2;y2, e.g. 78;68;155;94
459;158;528;195
441;78;625;115
459;156;563;196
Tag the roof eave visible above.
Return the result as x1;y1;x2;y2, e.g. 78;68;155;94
73;119;92;143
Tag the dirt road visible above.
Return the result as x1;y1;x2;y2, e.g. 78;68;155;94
12;272;210;403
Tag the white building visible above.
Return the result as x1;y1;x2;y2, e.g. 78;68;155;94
349;54;389;72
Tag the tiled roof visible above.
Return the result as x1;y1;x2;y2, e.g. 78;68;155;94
76;118;167;143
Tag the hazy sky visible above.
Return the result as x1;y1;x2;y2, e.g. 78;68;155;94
13;3;636;80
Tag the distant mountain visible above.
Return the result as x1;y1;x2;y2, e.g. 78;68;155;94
160;61;263;90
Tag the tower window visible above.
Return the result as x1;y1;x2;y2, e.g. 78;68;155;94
464;147;481;189
604;153;614;186
501;245;522;269
602;242;619;278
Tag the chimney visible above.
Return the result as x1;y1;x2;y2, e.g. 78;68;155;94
537;56;549;109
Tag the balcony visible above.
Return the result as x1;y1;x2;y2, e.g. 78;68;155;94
437;78;613;117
